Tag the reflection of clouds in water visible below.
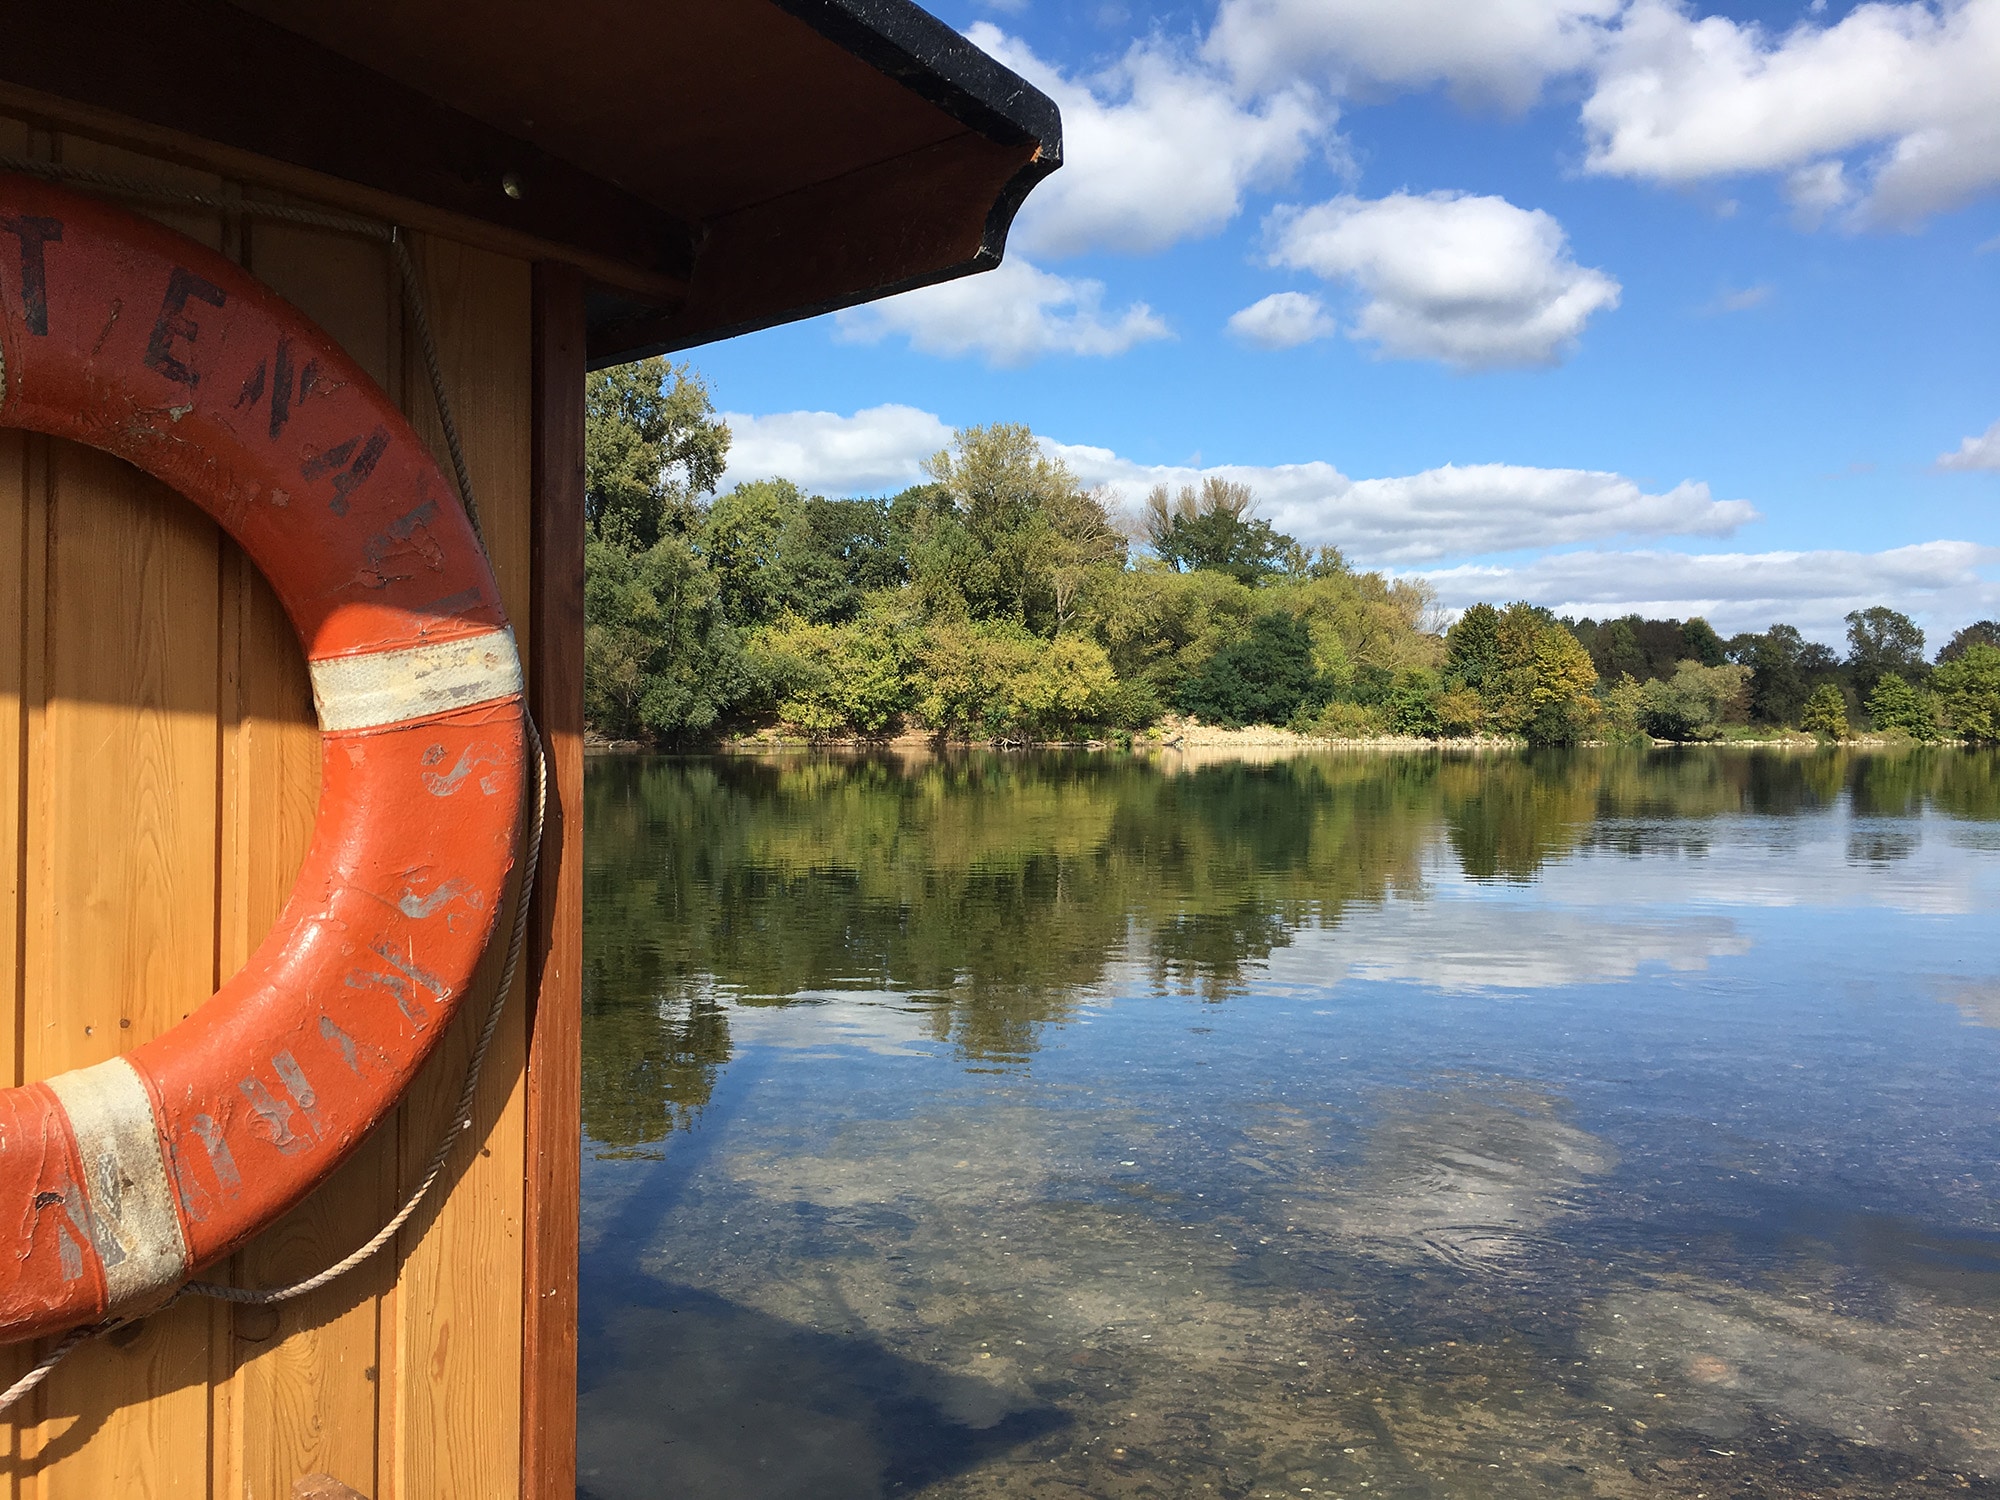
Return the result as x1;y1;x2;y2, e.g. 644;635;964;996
1939;981;2000;1029
1268;895;1748;993
724;990;951;1058
1281;1086;1614;1268
1590;1283;2000;1474
1525;815;1998;916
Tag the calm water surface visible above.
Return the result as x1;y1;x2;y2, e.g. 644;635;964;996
577;748;2000;1500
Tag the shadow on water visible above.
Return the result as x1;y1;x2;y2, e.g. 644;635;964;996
578;1281;1069;1500
578;1048;1070;1500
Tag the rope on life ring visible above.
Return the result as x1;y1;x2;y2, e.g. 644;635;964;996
0;172;536;1391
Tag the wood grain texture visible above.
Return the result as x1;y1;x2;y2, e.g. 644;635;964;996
13;134;226;1500
0;109;36;1500
223;221;397;1500
0;114;554;1500
387;236;532;1500
521;262;585;1500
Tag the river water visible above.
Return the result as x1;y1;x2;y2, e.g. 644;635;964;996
577;748;2000;1500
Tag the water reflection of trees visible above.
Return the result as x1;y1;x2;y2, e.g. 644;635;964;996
582;747;2000;1152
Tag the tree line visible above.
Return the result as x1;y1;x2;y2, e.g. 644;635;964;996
584;360;2000;747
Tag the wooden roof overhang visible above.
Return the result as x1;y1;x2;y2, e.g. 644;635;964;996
0;0;1061;367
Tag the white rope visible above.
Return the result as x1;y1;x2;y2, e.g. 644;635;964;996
0;1324;102;1415
0;157;547;1412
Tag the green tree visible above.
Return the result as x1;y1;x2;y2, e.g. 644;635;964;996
1590;617;1647;681
907;620;1118;740
701;477;798;626
585;359;730;550
1444;603;1501;689
1600;673;1649;741
1932;643;2000;740
1680;616;1728;667
1938;620;2000;663
921;423;1121;632
704;480;907;627
1085;567;1263;710
584;533;753;742
1800;681;1850;739
1176;611;1327;727
582;359;744;742
1485;604;1600;745
1141;479;1293;586
1845;606;1926;699
1005;634;1121;739
1580;614;1695;682
1866;672;1939;739
1745;624;1810;725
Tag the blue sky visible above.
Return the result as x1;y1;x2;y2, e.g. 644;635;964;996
697;0;2000;642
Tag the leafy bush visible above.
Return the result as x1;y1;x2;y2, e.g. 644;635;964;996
1383;669;1444;737
1599;674;1648;742
1866;672;1939;740
1175;611;1328;727
911;621;1119;740
749;610;912;737
1800;682;1850;739
1435;686;1485;738
1635;661;1750;740
1005;634;1121;740
1310;700;1387;738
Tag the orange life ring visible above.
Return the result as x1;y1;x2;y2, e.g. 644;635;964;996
0;176;524;1341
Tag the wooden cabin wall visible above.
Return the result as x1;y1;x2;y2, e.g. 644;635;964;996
0;114;543;1500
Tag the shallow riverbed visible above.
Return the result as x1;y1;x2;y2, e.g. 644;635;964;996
578;747;2000;1499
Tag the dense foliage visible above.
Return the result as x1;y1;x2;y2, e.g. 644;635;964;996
583;360;2000;746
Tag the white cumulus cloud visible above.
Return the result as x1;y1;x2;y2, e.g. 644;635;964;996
1419;541;2000;637
1226;291;1339;348
1264;191;1621;369
833;257;1170;367
716;403;1753;565
1056;447;1751;562
1582;0;2000;226
1938;418;2000;472
1207;0;1622;110
969;23;1327;260
721;405;955;495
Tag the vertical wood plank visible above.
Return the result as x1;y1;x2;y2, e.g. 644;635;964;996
15;135;226;1500
521;262;585;1500
0;111;36;1500
221;220;400;1500
388;237;532;1500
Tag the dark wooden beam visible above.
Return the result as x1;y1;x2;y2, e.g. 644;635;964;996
588;130;1046;364
0;0;698;285
522;260;586;1500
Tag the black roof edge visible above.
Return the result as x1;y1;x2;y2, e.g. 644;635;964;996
771;0;1062;169
586;136;1057;367
586;0;1062;367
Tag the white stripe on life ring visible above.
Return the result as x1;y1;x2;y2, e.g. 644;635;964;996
44;1057;190;1315
310;629;523;733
